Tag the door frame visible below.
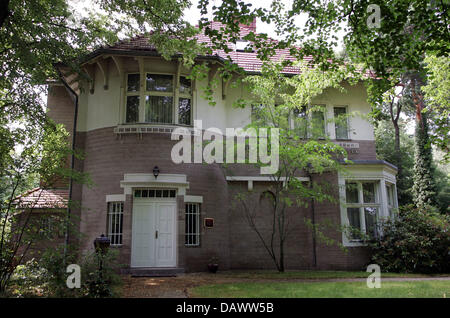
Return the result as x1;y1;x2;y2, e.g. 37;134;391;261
131;196;178;268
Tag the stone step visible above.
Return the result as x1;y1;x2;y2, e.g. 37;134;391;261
127;267;185;277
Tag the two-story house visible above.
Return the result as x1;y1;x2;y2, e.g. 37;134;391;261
30;21;398;274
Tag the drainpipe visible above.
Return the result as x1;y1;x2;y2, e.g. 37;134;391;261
56;68;79;260
308;170;317;268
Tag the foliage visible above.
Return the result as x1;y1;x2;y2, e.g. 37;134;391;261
422;54;450;159
412;113;437;210
8;259;48;297
0;121;80;293
198;0;449;155
375;119;449;213
375;120;414;205
230;61;349;272
34;246;121;298
369;206;450;273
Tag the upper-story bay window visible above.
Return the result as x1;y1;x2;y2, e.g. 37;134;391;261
125;73;192;125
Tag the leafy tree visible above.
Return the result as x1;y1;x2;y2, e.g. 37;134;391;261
0;121;75;293
375;120;415;206
422;54;450;160
412;111;438;210
230;61;349;272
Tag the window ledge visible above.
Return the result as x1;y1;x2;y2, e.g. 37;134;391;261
114;123;194;135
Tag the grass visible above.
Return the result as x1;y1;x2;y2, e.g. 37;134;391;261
190;280;450;298
212;270;446;280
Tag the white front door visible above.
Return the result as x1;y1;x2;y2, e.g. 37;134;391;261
131;200;177;268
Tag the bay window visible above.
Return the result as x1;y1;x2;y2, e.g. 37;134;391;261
345;181;380;240
125;73;192;125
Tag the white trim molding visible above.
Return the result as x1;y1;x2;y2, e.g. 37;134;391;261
338;162;398;247
184;195;203;203
120;173;190;196
226;175;310;191
106;194;126;202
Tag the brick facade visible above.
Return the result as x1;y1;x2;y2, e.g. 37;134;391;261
44;85;376;272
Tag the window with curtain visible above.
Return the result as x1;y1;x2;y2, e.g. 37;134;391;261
345;181;380;240
124;73;193;125
178;76;192;125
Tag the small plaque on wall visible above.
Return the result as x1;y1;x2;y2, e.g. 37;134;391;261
204;218;214;228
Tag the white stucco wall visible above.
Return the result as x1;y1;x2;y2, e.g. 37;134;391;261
76;56;374;142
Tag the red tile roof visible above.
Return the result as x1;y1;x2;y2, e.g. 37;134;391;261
14;188;68;209
103;21;311;74
96;20;375;77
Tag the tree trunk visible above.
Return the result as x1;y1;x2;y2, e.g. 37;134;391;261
279;240;285;272
393;120;402;177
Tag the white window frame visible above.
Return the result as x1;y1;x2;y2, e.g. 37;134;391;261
333;105;349;140
185;202;200;247
386;182;398;218
124;71;193;125
344;180;381;242
289;104;327;138
107;201;124;246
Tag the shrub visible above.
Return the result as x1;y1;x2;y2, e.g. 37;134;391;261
369;205;450;273
79;249;121;298
38;246;121;297
8;259;48;297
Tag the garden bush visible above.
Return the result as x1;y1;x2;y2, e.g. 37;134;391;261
8;246;121;297
369;205;450;273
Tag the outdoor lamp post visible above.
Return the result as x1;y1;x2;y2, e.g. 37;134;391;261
93;234;110;279
93;234;110;254
153;166;160;179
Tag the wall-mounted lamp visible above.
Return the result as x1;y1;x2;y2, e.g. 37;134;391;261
153;166;160;179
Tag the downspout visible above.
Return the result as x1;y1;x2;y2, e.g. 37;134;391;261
56;68;79;260
308;171;317;267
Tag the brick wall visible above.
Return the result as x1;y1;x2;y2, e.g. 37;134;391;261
73;127;370;271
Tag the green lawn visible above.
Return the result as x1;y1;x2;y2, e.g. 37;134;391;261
213;270;446;280
190;280;450;298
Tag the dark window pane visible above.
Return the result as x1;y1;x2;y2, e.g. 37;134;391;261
293;106;307;138
364;207;378;238
363;183;376;203
134;190;141;197
345;182;359;203
126;96;139;123
145;96;173;123
347;208;361;239
141;189;148;197
178;98;191;125
180;76;191;94
162;190;169;197
334;107;348;139
127;74;140;92
146;74;173;92
170;190;176;197
311;110;325;138
155;190;162;197
149;189;155;197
